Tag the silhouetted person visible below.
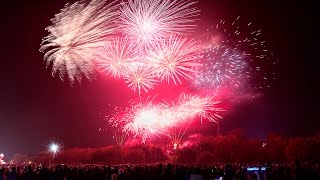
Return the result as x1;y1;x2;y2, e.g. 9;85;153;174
8;166;17;180
224;164;235;180
23;165;35;180
295;160;303;180
0;168;4;180
162;163;175;180
249;173;258;180
235;167;246;180
258;166;266;180
266;162;272;180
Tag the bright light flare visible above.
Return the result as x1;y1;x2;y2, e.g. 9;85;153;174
50;144;59;152
48;142;61;157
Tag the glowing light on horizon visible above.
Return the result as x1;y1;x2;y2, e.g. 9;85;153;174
50;144;59;152
48;142;61;158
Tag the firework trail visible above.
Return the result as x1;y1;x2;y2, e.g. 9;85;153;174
169;121;192;150
147;35;202;85
113;131;127;146
40;0;119;82
119;0;199;48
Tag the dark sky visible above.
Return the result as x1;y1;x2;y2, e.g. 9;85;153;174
0;0;319;156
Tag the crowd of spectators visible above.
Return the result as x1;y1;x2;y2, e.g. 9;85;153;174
0;161;319;180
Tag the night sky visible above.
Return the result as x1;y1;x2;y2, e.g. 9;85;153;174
0;0;319;157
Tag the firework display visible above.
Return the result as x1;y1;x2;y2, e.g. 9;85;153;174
40;0;276;144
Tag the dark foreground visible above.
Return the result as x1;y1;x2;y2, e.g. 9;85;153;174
1;161;319;180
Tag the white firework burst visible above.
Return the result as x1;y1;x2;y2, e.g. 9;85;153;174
177;94;224;123
119;0;199;47
147;35;202;84
40;0;119;82
124;65;158;95
97;38;138;78
123;103;160;142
